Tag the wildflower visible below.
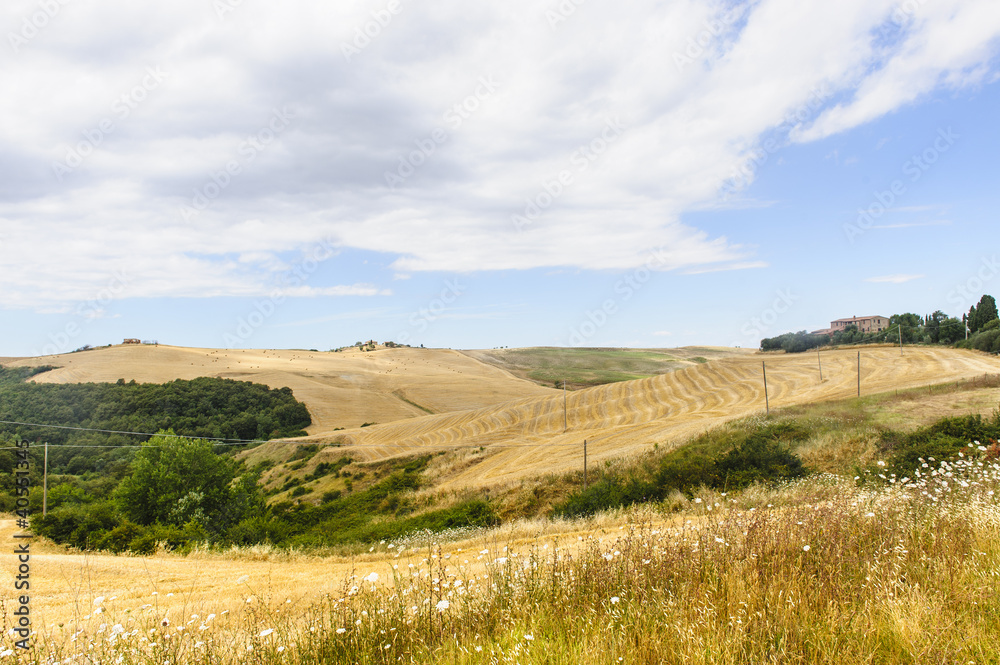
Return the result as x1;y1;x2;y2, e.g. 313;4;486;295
803;545;811;552
525;633;534;641
93;596;105;607
259;629;274;638
436;599;450;611
610;596;620;604
336;628;346;635
364;572;379;583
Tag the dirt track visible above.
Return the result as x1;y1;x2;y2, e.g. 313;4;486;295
291;347;1000;488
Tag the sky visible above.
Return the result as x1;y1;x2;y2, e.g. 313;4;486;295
2;0;1000;357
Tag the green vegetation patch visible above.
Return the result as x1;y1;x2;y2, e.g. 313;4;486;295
872;412;1000;479
492;347;689;388
556;421;810;517
0;368;312;475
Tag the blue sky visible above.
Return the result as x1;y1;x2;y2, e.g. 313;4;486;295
2;0;1000;357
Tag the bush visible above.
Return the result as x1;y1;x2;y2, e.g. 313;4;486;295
556;422;809;517
877;413;1000;478
96;521;144;553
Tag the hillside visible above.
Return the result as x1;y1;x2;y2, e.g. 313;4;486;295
261;347;1000;489
3;344;556;433
461;346;752;388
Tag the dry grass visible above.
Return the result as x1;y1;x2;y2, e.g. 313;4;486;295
7;455;1000;664
4;345;556;433
274;347;1000;490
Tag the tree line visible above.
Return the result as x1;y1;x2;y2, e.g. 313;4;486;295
0;368;311;475
761;295;998;354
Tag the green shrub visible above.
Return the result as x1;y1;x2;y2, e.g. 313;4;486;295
96;521;144;553
556;422;809;517
876;413;1000;478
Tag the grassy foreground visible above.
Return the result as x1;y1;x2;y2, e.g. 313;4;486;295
15;453;1000;664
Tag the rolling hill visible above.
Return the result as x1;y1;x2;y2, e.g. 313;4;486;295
3;344;556;433
264;346;1000;489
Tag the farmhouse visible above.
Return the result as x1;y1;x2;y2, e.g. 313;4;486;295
815;315;890;335
123;338;141;345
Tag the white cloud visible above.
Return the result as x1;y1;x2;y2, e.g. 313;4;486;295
793;0;1000;142
866;274;925;284
1;0;998;309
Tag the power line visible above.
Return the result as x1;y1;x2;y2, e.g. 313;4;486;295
0;419;266;444
0;419;587;450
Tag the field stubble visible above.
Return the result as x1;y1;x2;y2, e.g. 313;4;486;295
7;453;1000;663
282;347;1000;490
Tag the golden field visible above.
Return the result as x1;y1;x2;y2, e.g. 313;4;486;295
266;346;1000;489
3;345;1000;662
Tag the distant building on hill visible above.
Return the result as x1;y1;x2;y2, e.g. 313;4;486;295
813;315;890;336
123;338;141;345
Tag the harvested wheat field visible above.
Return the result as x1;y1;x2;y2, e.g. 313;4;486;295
0;512;664;657
4;345;556;433
284;347;1000;489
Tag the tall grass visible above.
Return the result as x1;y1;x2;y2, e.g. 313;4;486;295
13;450;1000;664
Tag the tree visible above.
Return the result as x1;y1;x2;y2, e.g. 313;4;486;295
114;430;237;531
938;317;965;344
925;311;948;343
890;313;923;344
970;295;998;334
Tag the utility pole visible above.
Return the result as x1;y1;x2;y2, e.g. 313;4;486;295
899;324;903;356
762;361;770;414
43;441;48;516
583;439;588;490
817;348;823;381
